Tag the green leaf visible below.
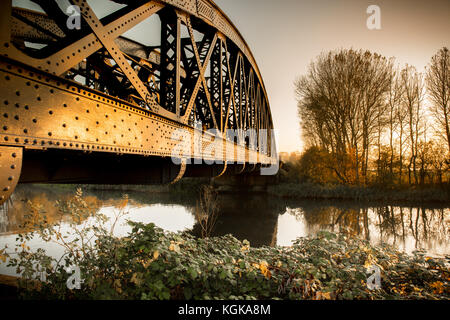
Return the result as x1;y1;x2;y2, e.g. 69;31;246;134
184;287;193;300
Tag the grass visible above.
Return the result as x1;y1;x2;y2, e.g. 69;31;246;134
268;182;450;203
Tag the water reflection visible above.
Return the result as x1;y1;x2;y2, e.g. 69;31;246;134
0;185;448;258
190;193;284;247
283;203;448;256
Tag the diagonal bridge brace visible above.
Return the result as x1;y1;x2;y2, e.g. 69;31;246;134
71;0;179;119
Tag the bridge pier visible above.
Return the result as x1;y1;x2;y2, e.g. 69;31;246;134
211;168;278;192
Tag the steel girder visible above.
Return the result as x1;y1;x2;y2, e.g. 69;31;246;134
0;0;277;204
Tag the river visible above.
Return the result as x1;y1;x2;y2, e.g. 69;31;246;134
0;184;449;276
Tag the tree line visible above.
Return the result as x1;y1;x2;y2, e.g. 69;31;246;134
294;47;449;186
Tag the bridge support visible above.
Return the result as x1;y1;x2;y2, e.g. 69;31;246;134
0;146;22;205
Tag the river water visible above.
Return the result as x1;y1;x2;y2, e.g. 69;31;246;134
0;184;449;276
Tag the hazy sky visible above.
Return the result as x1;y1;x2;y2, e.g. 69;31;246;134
215;0;450;152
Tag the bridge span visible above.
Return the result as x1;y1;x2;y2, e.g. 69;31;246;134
0;0;277;204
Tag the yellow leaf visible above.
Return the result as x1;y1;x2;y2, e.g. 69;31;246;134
241;245;249;252
142;259;151;268
153;250;159;260
259;261;271;279
321;292;332;300
430;281;444;294
169;243;180;252
130;273;143;286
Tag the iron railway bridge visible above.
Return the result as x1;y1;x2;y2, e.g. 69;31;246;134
0;0;277;205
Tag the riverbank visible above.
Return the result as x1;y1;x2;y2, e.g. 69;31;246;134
268;182;450;203
39;177;211;194
30;179;450;203
2;224;449;300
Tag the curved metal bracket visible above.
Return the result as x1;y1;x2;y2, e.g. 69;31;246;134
169;158;187;184
214;161;228;178
236;162;246;174
0;146;22;205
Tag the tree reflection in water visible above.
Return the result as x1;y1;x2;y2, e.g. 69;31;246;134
287;202;448;256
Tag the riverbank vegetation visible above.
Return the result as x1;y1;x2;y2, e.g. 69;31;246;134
279;47;450;202
0;191;448;300
269;181;450;203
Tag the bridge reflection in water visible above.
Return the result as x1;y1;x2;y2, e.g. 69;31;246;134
0;185;448;257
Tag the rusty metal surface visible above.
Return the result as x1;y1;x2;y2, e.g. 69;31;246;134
0;146;22;205
0;0;277;203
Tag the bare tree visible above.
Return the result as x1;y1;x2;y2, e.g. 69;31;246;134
426;47;450;153
194;185;219;238
296;49;393;184
401;65;424;184
386;68;403;175
395;92;409;184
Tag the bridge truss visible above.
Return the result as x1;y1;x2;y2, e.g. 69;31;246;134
0;0;277;204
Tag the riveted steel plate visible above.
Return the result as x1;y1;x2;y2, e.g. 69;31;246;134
0;145;22;205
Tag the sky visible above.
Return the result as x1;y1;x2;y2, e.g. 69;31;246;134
214;0;450;153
